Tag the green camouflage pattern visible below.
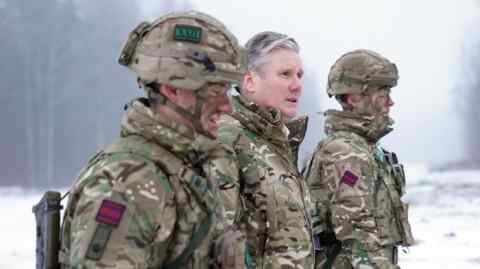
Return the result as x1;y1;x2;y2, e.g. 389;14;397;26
119;11;246;92
285;115;309;167
60;99;245;269
306;110;413;269
213;95;315;269
327;49;398;97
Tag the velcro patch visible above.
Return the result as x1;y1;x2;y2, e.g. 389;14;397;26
174;24;202;43
340;170;359;187
95;199;126;226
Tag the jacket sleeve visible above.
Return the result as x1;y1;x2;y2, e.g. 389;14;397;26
63;154;176;269
326;149;395;269
305;144;331;238
206;144;248;269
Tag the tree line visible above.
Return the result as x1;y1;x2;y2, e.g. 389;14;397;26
0;0;326;188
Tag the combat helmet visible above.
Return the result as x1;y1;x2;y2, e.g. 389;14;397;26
327;49;398;97
118;11;246;137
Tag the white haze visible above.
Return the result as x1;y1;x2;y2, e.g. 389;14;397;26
140;0;480;166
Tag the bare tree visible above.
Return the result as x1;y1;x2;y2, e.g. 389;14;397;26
462;31;480;168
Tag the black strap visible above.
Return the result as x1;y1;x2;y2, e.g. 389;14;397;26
323;239;342;269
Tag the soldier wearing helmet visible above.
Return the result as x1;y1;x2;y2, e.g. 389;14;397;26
305;49;414;269
59;11;246;269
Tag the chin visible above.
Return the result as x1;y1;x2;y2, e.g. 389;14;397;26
205;127;219;138
282;110;297;120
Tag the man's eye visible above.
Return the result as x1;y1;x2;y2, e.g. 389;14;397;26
210;90;222;97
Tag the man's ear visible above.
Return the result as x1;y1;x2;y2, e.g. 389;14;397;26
345;93;362;107
242;70;256;95
159;84;178;102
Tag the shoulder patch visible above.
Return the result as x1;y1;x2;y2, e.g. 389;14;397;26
340;170;359;187
96;199;126;227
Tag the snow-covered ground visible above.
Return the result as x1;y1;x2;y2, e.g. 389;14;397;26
401;164;480;269
1;164;479;269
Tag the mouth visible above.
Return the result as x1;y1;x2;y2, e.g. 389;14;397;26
208;113;221;125
285;97;298;104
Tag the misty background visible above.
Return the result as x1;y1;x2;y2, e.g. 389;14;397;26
1;0;479;188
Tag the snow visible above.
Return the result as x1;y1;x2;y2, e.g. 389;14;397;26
1;165;480;269
401;166;480;269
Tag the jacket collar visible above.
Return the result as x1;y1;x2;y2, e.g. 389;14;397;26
121;98;217;159
324;109;393;143
230;95;288;143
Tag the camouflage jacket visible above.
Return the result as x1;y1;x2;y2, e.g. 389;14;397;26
215;95;314;269
60;99;243;269
306;110;414;269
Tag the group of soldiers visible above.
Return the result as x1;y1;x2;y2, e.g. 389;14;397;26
57;10;414;269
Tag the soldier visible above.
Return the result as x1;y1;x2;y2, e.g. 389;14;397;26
305;49;414;269
214;31;314;269
58;11;246;269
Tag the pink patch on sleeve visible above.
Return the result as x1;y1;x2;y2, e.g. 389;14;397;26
95;199;126;226
341;170;359;187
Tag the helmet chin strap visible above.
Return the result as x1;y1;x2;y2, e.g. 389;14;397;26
191;92;212;138
146;84;213;139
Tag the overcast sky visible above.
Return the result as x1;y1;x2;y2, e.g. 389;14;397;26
139;0;480;166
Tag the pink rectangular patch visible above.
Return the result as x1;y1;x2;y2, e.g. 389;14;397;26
95;199;126;226
341;170;359;187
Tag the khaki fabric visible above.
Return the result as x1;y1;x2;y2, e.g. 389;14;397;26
60;99;246;269
212;95;315;269
306;110;413;269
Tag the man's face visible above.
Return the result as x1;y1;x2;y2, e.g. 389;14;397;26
353;87;394;117
198;83;232;138
245;49;303;121
162;83;232;138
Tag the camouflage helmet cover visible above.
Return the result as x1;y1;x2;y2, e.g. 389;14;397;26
119;11;246;91
327;49;398;97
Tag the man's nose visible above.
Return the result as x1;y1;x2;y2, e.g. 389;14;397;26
218;93;232;113
387;96;394;107
290;76;303;93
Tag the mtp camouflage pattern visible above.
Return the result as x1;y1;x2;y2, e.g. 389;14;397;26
213;95;315;269
119;11;246;92
327;49;398;97
59;99;245;269
306;110;414;269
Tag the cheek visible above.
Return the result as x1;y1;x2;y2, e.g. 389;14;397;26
374;97;388;110
179;94;197;109
202;100;217;114
265;80;288;105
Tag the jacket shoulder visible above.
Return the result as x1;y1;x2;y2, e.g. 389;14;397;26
65;139;177;267
319;131;370;159
73;136;175;199
218;114;254;146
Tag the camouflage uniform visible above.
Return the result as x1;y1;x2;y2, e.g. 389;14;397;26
215;95;315;269
59;11;247;269
306;50;414;269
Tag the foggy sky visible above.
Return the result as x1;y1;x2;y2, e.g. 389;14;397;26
141;0;480;166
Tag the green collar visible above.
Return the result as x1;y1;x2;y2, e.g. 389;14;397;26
324;109;393;143
230;95;288;143
121;99;217;157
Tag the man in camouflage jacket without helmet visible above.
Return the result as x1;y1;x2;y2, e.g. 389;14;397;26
59;11;247;269
306;49;414;269
213;31;314;269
